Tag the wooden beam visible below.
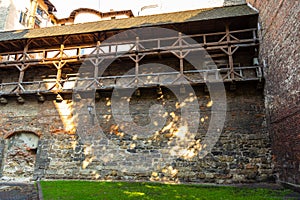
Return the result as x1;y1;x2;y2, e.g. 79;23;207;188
10;41;20;49
30;40;40;48
62;35;71;45
41;38;52;46
94;41;101;78
226;24;234;80
179;32;184;75
16;42;30;92
0;42;10;50
92;33;98;42
74;35;81;43
52;37;60;44
87;34;94;43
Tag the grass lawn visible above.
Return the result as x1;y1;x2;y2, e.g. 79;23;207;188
40;181;295;200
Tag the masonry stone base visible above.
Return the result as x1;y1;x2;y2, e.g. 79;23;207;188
0;83;273;183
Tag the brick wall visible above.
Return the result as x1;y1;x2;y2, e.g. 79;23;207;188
247;0;300;185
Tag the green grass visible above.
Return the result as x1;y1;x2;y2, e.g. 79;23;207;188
40;181;293;200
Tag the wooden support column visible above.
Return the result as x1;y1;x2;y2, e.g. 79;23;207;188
18;68;25;88
135;54;139;85
84;40;108;90
203;34;207;47
19;43;29;80
253;29;257;41
93;40;104;88
56;65;62;84
54;43;66;90
135;37;140;85
169;32;193;84
226;24;235;80
94;41;101;79
126;37;145;87
17;42;30;93
53;61;67;91
59;43;64;58
58;43;64;82
179;32;184;76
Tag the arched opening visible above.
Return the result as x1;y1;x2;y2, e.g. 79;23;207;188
1;131;40;181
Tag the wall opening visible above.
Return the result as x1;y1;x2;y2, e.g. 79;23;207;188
1;131;39;181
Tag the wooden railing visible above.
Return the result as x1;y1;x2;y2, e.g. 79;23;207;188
0;27;261;95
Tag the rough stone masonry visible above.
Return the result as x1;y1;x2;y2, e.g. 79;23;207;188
0;83;274;183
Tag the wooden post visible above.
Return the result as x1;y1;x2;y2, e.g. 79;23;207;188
179;32;184;75
226;24;235;80
135;37;139;85
18;68;25;85
17;42;30;92
55;43;65;89
253;29;257;41
56;66;62;87
94;41;101;79
59;43;64;58
135;55;139;85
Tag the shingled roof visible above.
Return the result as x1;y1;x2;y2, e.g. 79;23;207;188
0;4;257;42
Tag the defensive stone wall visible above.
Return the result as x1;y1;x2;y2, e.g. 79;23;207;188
0;83;274;183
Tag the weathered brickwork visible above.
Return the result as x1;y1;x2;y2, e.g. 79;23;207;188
0;83;273;183
247;0;300;185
